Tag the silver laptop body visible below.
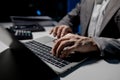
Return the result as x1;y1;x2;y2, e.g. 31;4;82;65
24;35;88;75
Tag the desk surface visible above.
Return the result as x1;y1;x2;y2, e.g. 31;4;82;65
31;27;120;80
0;22;120;80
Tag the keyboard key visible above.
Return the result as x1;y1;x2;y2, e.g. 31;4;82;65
23;40;70;68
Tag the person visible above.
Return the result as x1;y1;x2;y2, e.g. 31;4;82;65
49;0;120;59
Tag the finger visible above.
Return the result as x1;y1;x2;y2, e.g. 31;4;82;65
49;28;54;34
61;27;73;37
60;46;75;58
53;39;58;43
51;38;69;56
57;26;64;38
53;27;58;37
56;40;70;57
60;27;67;37
51;37;70;56
56;40;74;57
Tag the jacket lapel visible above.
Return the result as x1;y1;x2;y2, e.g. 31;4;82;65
81;0;95;35
98;0;120;36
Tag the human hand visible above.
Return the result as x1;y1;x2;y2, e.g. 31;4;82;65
49;25;73;38
51;33;99;58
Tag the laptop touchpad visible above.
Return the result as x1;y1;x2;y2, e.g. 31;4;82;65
46;42;54;47
34;36;55;47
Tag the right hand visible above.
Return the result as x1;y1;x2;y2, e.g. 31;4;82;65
49;25;73;38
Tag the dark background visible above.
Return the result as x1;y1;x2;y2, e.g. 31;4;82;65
0;0;80;22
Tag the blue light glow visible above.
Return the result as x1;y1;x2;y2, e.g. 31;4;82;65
36;10;41;15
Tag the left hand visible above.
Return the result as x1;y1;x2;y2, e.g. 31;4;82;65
51;33;99;58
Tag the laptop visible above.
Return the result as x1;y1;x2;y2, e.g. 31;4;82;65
22;35;89;76
0;26;88;77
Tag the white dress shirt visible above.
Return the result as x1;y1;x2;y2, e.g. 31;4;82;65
88;0;111;37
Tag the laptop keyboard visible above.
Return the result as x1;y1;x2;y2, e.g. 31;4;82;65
23;40;70;68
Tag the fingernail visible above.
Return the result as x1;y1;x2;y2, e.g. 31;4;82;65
50;51;52;54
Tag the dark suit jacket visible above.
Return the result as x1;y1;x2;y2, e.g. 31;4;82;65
57;0;120;57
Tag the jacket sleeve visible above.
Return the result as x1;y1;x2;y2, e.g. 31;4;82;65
57;2;81;29
93;37;120;57
93;9;120;58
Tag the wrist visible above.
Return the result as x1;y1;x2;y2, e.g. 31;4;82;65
90;37;101;56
